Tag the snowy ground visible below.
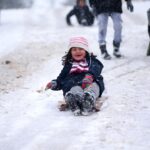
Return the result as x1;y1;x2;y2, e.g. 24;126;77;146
0;1;150;150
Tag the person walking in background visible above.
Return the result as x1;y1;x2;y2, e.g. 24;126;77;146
89;0;134;60
148;24;150;37
147;8;150;56
66;0;94;26
148;8;150;37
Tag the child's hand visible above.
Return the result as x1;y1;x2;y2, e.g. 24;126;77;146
45;81;57;90
82;74;94;89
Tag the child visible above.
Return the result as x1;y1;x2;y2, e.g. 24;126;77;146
45;36;104;116
66;0;94;26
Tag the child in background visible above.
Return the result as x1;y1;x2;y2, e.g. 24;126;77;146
45;36;104;116
66;0;94;26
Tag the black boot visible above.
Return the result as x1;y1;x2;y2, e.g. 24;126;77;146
113;41;122;58
82;93;95;116
100;44;111;60
65;93;78;111
65;93;81;116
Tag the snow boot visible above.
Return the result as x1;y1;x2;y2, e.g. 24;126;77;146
73;109;81;116
82;92;95;116
65;93;82;115
113;50;122;58
73;93;83;116
65;93;79;111
100;44;111;60
113;41;122;58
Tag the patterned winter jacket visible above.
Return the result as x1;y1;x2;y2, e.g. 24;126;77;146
52;55;105;97
89;0;129;14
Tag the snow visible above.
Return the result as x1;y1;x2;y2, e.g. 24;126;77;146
0;1;150;150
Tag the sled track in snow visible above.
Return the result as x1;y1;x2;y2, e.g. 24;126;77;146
108;65;150;82
103;57;135;73
103;57;150;82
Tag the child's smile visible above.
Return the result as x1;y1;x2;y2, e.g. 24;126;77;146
71;47;86;61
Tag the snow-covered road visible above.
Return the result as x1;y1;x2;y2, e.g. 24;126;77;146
0;1;150;150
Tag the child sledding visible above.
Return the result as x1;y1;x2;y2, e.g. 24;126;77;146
45;36;105;116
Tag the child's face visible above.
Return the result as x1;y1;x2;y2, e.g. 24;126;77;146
71;47;86;61
79;0;85;7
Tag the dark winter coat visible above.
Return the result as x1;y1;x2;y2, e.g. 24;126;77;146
52;55;104;97
66;5;94;26
89;0;128;14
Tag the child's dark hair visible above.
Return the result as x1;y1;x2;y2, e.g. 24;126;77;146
61;50;72;65
61;49;96;66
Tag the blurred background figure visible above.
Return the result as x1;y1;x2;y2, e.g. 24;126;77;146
148;8;150;37
147;8;150;56
89;0;134;60
66;0;94;26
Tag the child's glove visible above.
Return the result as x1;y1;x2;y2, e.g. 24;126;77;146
82;74;94;89
45;80;57;90
127;0;134;12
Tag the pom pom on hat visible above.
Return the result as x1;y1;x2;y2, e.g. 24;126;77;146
68;36;90;53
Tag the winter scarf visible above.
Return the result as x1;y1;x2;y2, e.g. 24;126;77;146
70;59;89;74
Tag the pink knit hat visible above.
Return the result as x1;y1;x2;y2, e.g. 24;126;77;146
68;36;90;53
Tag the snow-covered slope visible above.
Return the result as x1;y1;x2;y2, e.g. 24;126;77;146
0;1;150;150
